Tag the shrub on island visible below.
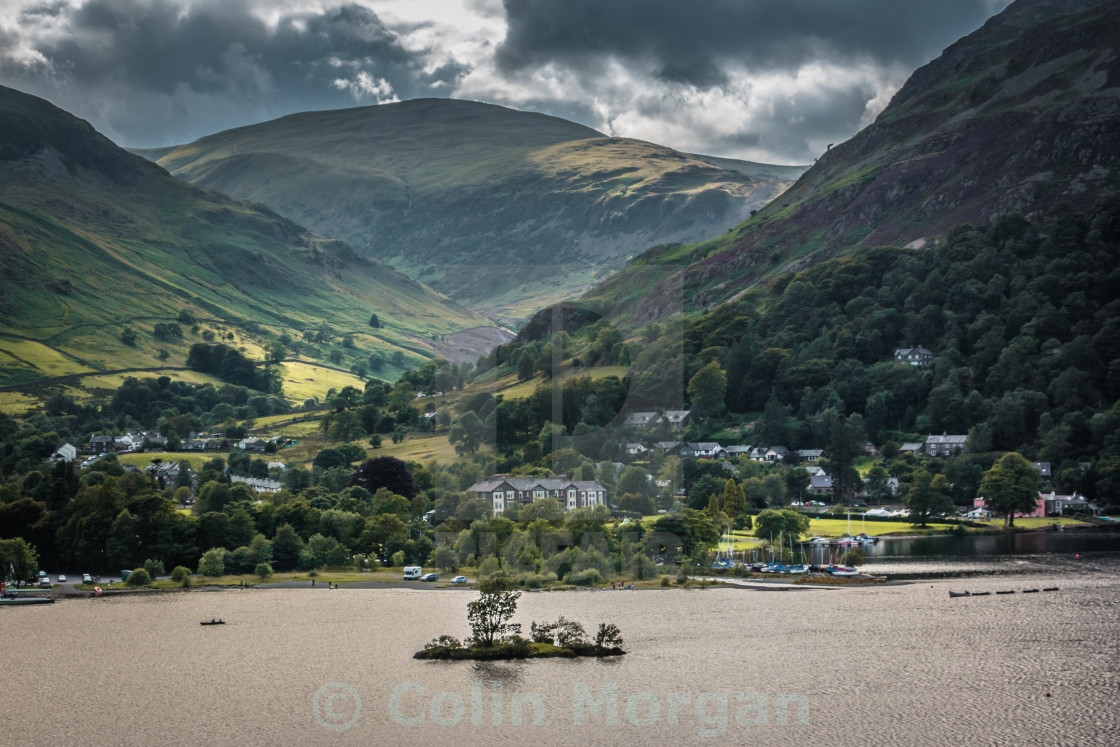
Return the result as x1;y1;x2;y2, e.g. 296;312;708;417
415;575;625;660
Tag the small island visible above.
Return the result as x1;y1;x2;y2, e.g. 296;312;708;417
415;577;625;661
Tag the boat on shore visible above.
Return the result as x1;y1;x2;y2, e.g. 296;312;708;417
0;595;54;605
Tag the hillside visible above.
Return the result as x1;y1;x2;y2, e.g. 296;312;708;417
581;0;1120;323
137;98;802;325
0;85;502;398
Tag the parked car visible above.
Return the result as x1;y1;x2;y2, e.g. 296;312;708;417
37;577;51;588
419;573;439;582
451;576;467;584
38;570;47;578
82;574;93;583
57;575;67;583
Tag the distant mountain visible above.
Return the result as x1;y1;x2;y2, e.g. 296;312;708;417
137;99;803;326
582;0;1120;323
0;85;498;390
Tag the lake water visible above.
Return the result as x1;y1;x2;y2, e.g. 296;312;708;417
5;563;1119;745
831;529;1120;577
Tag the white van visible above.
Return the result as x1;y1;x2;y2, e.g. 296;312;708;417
402;566;422;580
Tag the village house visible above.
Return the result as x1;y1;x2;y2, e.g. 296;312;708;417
764;446;790;463
808;474;834;495
238;437;268;452
681;442;725;459
899;442;924;456
723;445;753;459
748;446;769;462
467;475;608;515
970;490;1100;519
623;411;661;428
652;441;682;456
622;442;649;456
1032;462;1052;478
894;346;934;367
925;433;968;457
229;475;283;494
89;435;115;454
795;449;825;463
660;410;692;429
50;443;77;463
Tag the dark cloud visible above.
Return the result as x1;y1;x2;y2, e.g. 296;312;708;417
497;0;1001;87
0;0;463;146
0;0;1009;161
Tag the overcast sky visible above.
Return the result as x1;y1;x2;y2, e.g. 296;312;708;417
0;0;1011;164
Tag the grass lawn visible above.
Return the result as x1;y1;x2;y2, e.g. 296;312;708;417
115;452;212;470
376;434;471;464
797;518;955;536
0;391;39;414
977;517;1090;529
277;361;367;403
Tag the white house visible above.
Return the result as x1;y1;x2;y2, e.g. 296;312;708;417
50;443;77;463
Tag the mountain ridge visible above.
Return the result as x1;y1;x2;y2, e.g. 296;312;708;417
139;98;804;326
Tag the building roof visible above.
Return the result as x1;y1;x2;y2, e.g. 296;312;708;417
685;442;723;451
926;434;968;445
468;477;607;494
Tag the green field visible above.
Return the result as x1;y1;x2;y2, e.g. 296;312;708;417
0;86;498;403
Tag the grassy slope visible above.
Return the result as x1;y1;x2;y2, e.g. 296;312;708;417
0;85;495;400
144;99;800;324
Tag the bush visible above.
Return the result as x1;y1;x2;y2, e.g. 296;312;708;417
255;563;273;582
594;623;624;649
390;550;405;568
564;568;602;586
555;617;588;648
423;635;463;652
143;558;165;579
660;575;671;587
171;566;191;583
125;568;152;586
530;621;558;644
198;547;226;577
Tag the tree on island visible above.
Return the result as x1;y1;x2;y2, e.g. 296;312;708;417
979;452;1040;527
467;576;522;647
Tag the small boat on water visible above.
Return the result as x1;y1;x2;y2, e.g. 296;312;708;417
826;565;860;577
972;592;991;596
949;590;971;598
996;590;1016;595
1022;589;1040;593
1042;587;1059;592
809;536;831;545
200;619;225;626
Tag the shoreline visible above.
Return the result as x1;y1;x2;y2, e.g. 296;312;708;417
50;562;1110;599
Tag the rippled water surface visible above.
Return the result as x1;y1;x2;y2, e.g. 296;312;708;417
6;569;1120;745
